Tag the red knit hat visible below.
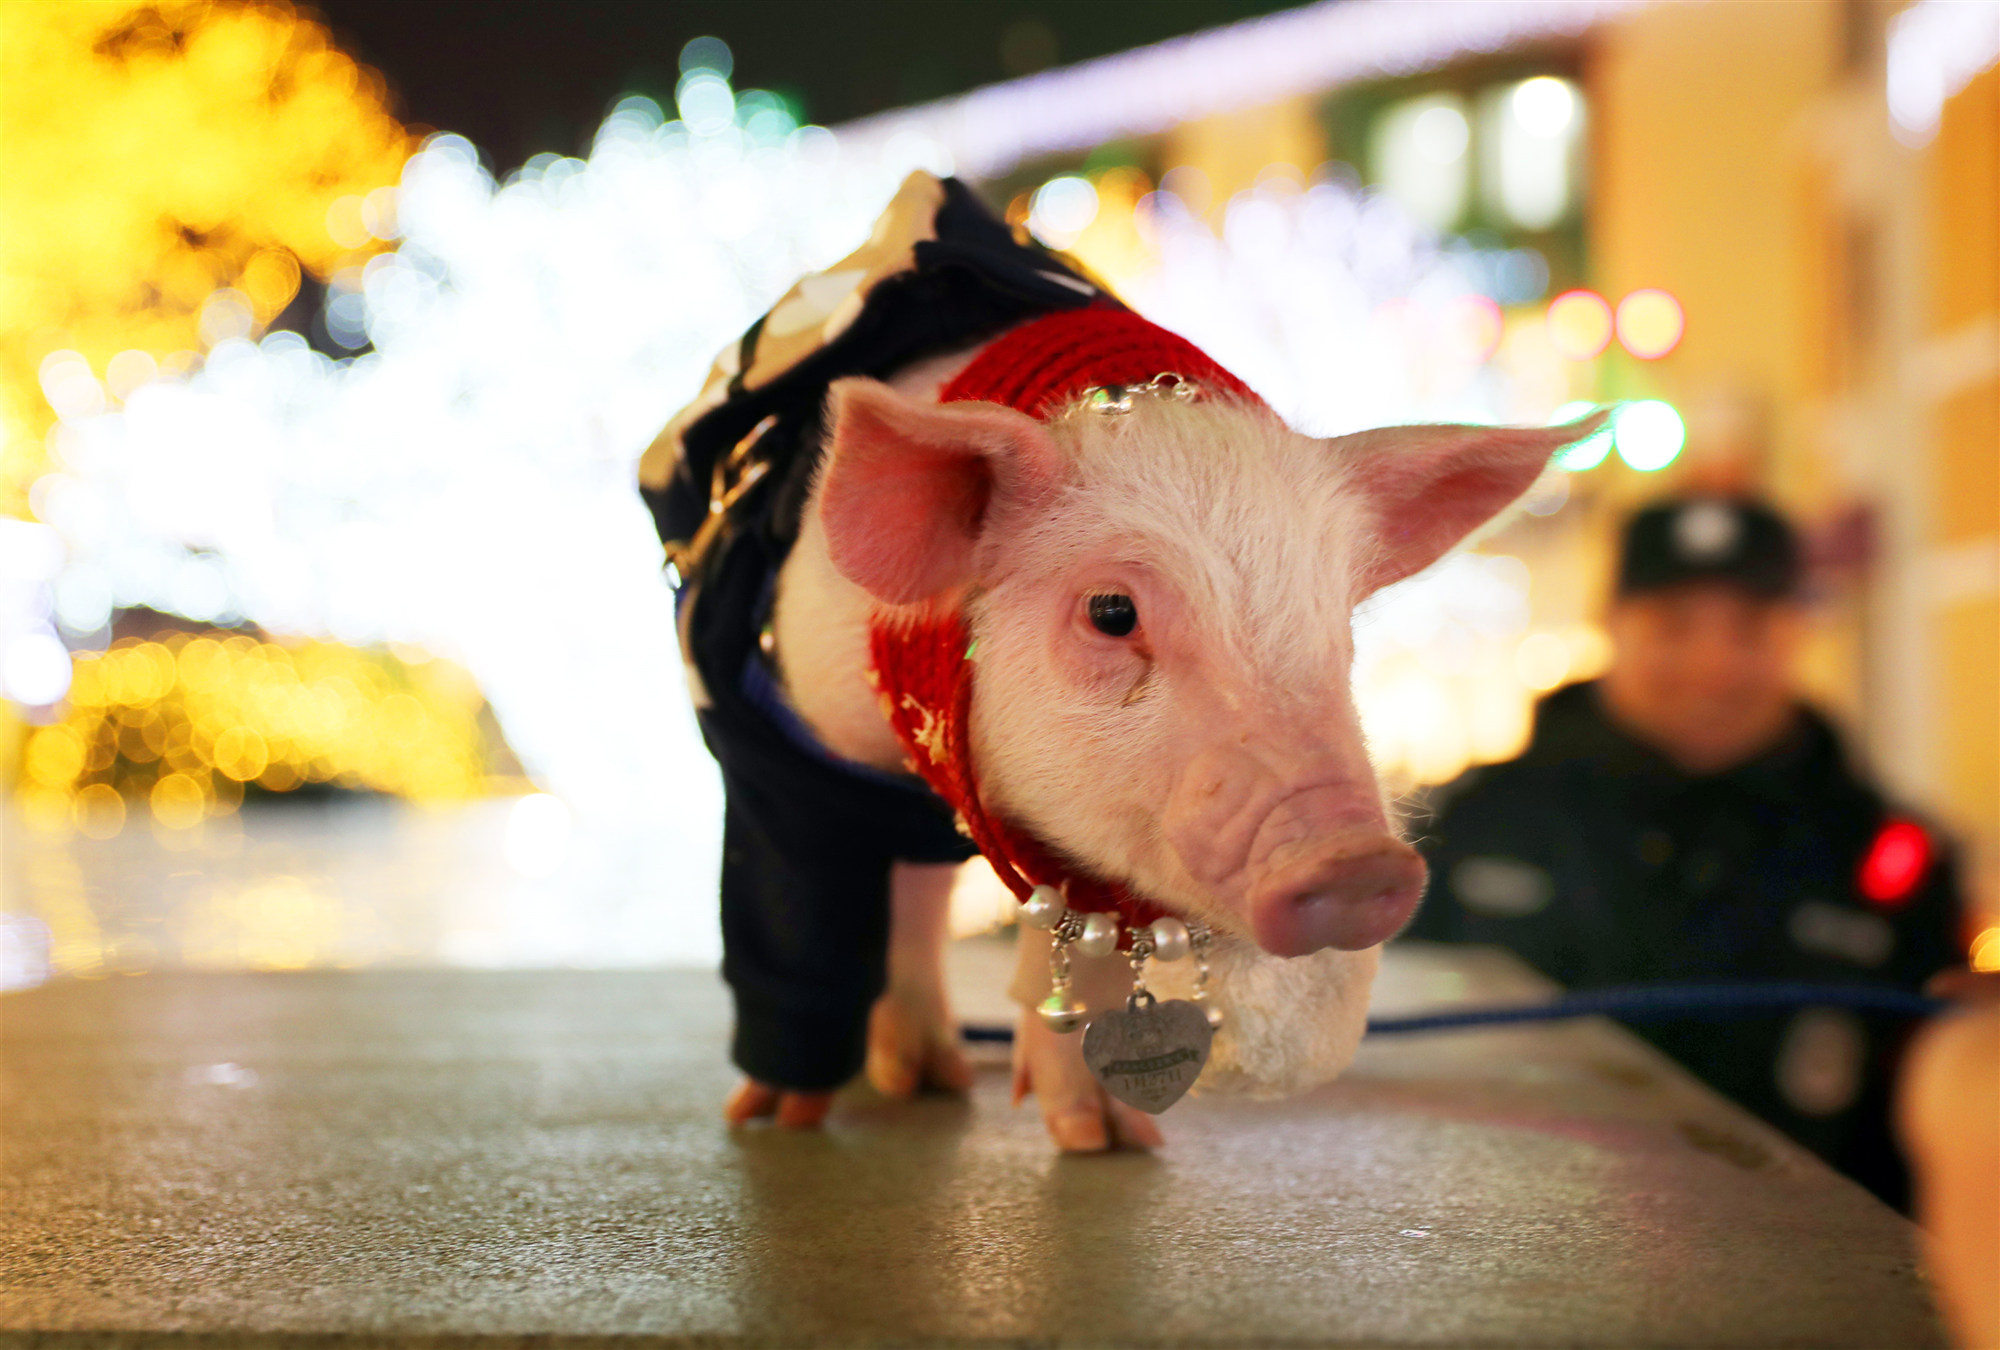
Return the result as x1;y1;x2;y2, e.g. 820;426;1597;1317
938;302;1258;415
867;303;1259;943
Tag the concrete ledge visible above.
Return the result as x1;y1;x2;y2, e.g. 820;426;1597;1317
0;948;1944;1348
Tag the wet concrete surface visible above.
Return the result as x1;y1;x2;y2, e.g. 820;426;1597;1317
0;944;1944;1348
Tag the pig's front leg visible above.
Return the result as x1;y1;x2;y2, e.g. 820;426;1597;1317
1009;925;1166;1152
865;860;974;1099
725;860;971;1128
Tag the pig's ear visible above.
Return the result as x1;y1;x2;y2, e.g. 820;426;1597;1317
1334;414;1608;595
818;377;1062;605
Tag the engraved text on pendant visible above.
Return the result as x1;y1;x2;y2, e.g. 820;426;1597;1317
1081;997;1213;1114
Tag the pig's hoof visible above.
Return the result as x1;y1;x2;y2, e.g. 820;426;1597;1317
866;985;973;1100
1012;1009;1166;1153
725;1079;834;1129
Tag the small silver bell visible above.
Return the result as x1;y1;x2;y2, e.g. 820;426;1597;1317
1149;916;1191;962
1021;884;1066;930
1075;912;1120;959
1036;993;1089;1034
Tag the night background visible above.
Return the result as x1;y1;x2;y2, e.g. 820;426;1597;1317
317;0;1299;169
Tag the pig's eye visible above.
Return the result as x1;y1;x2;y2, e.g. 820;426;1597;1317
1087;593;1138;637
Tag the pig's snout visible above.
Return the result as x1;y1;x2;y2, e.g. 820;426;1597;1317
1162;749;1422;955
1248;831;1426;956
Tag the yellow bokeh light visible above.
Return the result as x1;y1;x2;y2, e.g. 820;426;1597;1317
1466;672;1534;764
10;631;504;830
23;724;87;787
150;772;206;829
325;195;372;251
19;785;76;832
1546;289;1614;361
73;782;126;838
1563;623;1613;681
237;248;304;323
1971;925;2000;974
212;725;269;781
1515;631;1573;691
1057;167;1158;300
1615;287;1685;360
0;0;413;511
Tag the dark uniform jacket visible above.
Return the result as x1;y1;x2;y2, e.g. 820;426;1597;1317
637;175;1105;1093
1405;680;1963;1209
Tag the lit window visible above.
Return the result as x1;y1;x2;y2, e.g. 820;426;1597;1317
1478;76;1584;231
1371;93;1471;232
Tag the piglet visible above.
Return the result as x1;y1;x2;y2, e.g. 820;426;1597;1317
734;328;1602;1151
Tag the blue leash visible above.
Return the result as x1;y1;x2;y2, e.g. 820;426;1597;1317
960;981;1946;1043
1362;981;1946;1034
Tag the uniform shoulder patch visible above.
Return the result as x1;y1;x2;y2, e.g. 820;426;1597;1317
1787;900;1894;967
1449;855;1554;917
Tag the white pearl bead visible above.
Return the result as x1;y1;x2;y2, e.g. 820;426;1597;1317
1193;990;1224;1029
1021;884;1066;930
1149;916;1191;962
1036;994;1089;1034
1075;912;1120;959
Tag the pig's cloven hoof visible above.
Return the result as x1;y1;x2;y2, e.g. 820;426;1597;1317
1013;1009;1166;1153
724;1080;834;1129
865;982;974;1100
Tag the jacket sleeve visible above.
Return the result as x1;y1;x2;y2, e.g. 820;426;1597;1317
717;776;893;1092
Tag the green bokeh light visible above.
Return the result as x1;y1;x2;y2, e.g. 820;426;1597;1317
1549;401;1612;471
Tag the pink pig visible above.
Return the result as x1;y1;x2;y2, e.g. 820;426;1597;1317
721;337;1602;1151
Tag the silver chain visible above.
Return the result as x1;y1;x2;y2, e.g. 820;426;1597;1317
1080;373;1205;416
1048;910;1085;994
1126;927;1156;1009
1189;919;1220;1028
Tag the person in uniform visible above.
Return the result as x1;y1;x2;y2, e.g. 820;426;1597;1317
1404;496;1966;1210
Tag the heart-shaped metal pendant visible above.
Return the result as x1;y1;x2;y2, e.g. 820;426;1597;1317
1081;992;1214;1114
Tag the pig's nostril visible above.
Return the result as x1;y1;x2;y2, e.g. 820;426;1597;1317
1250;844;1428;956
1287;883;1410;924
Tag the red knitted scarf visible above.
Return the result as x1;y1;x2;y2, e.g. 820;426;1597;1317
865;304;1260;942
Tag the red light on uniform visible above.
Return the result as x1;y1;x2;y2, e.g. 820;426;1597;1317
1857;819;1933;908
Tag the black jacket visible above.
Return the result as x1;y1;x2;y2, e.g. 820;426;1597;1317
642;178;1103;1091
1405;680;1963;1209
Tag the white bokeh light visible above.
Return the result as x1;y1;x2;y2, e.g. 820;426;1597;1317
1511;76;1577;138
1887;0;2000;146
505;792;574;880
1125;175;1526;435
29;87;952;965
2;631;72;706
1483;76;1583;230
1028;175;1099;248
